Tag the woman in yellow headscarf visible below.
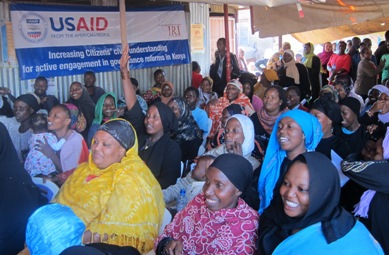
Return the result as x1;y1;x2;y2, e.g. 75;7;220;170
303;42;322;102
56;118;164;254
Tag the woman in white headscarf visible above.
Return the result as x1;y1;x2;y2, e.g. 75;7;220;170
205;114;259;171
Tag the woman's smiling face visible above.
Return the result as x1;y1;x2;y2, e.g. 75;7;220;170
70;82;83;100
47;106;71;132
102;96;116;118
91;130;126;169
280;161;310;218
144;105;164;136
276;117;305;156
203;166;241;211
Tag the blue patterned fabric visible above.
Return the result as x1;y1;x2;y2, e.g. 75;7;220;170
26;203;85;255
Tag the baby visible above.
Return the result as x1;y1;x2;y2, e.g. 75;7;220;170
163;155;215;205
24;113;66;176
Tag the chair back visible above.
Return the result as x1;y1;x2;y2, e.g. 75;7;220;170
32;177;60;202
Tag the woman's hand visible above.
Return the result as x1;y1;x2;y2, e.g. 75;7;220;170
82;230;109;244
36;136;63;174
367;124;378;134
36;137;56;159
76;113;87;132
369;100;385;115
164;239;184;255
276;59;283;68
0;87;10;95
120;46;130;73
228;140;243;156
116;107;126;117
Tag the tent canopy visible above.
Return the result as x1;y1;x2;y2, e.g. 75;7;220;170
250;0;389;43
172;0;298;7
175;0;389;43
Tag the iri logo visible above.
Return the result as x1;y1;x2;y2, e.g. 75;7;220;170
18;12;48;43
168;25;181;36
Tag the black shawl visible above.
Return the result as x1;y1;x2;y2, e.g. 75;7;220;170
258;152;356;255
0;123;45;255
169;97;202;143
342;160;389;253
138;102;181;189
66;87;95;128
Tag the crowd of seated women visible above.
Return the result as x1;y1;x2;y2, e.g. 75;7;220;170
2;34;389;255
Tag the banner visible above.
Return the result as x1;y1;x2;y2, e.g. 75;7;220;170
10;4;190;80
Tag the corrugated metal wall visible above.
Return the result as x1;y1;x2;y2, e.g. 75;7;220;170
189;3;211;78
0;64;191;103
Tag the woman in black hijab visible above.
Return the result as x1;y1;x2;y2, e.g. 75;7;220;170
0;123;45;255
120;47;181;189
258;152;383;254
168;96;203;162
66;81;95;141
0;93;40;162
310;97;350;159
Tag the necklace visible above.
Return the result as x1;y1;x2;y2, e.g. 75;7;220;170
142;138;157;151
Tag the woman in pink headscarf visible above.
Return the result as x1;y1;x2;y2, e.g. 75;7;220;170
317;42;333;86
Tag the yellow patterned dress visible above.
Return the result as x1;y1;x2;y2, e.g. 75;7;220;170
56;121;164;253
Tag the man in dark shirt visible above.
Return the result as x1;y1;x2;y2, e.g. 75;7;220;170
84;71;105;104
33;76;59;112
209;38;240;97
348;37;361;82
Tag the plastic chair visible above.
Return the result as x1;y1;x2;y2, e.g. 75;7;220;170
32;177;60;202
142;209;172;255
159;208;172;235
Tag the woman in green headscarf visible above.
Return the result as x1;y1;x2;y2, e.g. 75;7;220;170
87;92;123;147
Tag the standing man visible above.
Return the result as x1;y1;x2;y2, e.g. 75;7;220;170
348;37;362;82
84;71;105;104
33;76;59;112
210;38;240;97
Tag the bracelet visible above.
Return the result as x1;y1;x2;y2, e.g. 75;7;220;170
121;71;130;80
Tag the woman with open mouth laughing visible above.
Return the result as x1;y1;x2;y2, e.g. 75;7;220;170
155;154;259;255
258;110;322;214
258;152;384;255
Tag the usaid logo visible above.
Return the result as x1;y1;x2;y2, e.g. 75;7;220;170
18;12;48;43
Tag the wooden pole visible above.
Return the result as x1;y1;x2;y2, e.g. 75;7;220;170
224;4;231;82
119;0;127;49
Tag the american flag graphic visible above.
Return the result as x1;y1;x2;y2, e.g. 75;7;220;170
28;32;41;38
